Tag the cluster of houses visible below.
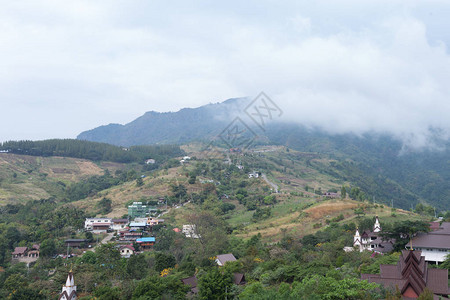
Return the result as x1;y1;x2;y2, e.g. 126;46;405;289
345;216;450;266
82;216;164;256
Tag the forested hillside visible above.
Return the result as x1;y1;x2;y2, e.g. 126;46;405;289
0;139;184;164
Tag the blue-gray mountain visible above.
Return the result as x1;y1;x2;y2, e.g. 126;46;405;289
78;98;449;211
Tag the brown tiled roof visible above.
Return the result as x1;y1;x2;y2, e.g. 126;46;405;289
361;250;449;298
427;269;449;295
12;247;27;255
181;276;197;288
112;219;128;223
406;233;450;249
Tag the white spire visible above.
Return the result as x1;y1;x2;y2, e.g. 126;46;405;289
373;216;381;233
59;271;77;300
353;228;361;246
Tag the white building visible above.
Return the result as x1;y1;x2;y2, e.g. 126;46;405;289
59;271;77;300
248;171;259;178
406;222;450;264
119;245;135;258
353;216;394;253
111;219;129;231
183;225;200;238
84;218;112;231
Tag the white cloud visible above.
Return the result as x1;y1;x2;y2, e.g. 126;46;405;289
0;1;449;149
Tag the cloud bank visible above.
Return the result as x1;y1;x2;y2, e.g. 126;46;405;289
0;0;449;148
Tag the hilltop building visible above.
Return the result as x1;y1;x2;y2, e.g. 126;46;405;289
362;250;449;299
12;244;40;264
59;271;77;300
353;216;395;253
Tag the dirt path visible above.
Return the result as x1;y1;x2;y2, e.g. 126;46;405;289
262;173;278;193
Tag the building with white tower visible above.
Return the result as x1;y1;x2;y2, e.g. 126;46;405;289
59;271;77;300
352;216;394;253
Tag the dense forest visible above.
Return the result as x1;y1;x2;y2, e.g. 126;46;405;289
0;139;184;164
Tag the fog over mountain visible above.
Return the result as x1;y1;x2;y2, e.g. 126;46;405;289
1;1;450;145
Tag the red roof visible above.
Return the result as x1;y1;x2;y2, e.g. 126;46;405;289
173;228;182;233
120;245;135;251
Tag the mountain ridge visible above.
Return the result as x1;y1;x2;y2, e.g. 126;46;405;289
77;98;449;211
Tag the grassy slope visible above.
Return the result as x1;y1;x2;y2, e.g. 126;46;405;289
0;147;429;243
0;153;125;204
164;146;428;242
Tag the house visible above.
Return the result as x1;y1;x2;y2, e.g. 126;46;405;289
353;216;395;253
145;159;156;164
129;222;147;230
59;271;77;300
28;244;40;259
361;250;449;299
181;276;198;296
248;171;259;178
12;247;28;259
233;273;246;285
183;225;200;238
84;218;111;231
173;227;182;233
147;217;164;226
406;222;450;264
92;223;111;233
119;231;143;241
323;192;339;198
215;253;237;266
111;219;129;231
136;237;155;249
119;245;135;258
12;245;40;264
65;239;89;248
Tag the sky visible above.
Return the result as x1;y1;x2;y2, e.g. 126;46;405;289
1;0;450;148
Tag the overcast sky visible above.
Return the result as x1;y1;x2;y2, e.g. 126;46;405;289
1;1;450;147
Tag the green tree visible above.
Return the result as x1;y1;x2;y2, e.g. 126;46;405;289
154;252;176;272
97;198;112;215
39;239;56;257
382;220;430;251
4;274;28;293
198;267;233;300
136;177;144;187
417;288;434;300
132;275;188;299
341;186;347;199
353;207;365;218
